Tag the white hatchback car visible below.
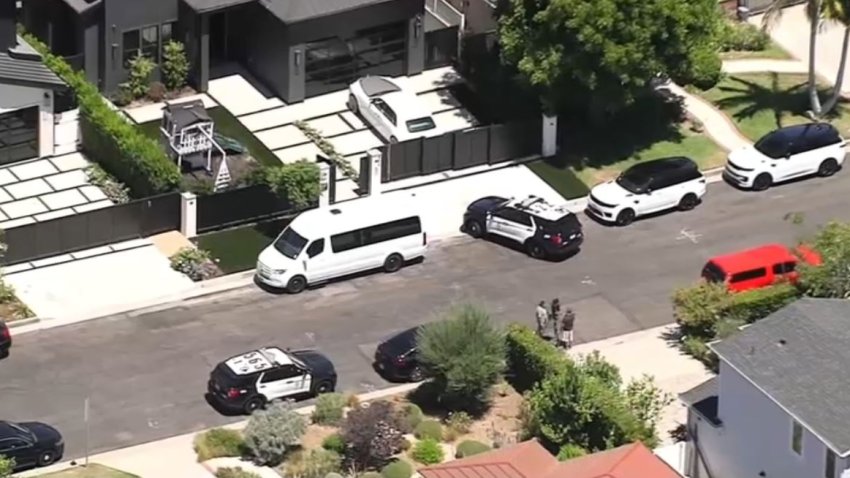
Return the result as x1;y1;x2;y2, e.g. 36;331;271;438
586;156;706;226
348;76;437;143
723;123;846;191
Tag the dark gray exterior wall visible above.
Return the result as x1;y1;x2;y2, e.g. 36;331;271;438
82;14;100;86
0;0;16;51
238;3;288;99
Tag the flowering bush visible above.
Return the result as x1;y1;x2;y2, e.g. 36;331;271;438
169;247;222;281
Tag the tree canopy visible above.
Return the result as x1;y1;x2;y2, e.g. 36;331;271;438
497;0;723;114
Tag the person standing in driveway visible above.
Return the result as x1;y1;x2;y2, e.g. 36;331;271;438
551;298;562;343
536;300;549;338
561;308;576;349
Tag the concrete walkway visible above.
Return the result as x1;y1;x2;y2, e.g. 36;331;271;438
722;59;808;74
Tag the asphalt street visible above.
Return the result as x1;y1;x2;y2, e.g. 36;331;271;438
3;172;850;460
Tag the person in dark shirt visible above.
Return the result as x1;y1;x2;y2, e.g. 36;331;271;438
560;308;576;349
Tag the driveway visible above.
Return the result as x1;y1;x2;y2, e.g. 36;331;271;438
2;171;850;460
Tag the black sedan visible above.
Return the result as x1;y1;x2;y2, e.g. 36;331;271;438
374;326;427;382
0;421;64;471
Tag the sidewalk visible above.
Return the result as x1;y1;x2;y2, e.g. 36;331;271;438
722;58;808;75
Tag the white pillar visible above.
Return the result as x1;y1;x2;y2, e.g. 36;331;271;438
318;160;331;208
367;148;383;196
180;192;198;238
39;90;55;158
542;114;557;158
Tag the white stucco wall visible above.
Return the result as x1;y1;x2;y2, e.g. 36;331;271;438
691;361;850;478
54;108;81;156
0;83;55;158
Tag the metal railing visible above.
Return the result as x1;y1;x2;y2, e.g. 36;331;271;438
426;0;465;30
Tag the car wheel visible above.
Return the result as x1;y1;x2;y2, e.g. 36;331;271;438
678;193;699;211
818;158;839;177
286;275;307;294
348;94;359;114
314;380;334;396
615;208;636;226
409;367;425;382
243;396;265;415
526;241;546;259
383;253;404;273
752;173;772;191
464;219;484;238
37;450;56;467
390;136;398;143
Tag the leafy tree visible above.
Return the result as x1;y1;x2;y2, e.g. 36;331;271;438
497;0;723;116
623;375;673;433
250;160;321;209
124;53;156;99
162;40;190;91
341;400;404;471
243;401;307;466
556;444;587;460
0;456;12;478
799;222;850;298
416;304;506;413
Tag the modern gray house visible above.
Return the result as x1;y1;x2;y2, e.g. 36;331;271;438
22;0;438;103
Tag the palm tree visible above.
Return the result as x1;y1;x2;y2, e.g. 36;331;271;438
821;0;850;113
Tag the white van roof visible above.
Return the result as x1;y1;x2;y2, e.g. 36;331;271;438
287;196;420;239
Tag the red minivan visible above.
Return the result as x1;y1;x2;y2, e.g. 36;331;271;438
702;243;821;292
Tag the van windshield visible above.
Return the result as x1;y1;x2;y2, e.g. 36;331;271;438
702;262;726;283
273;227;308;259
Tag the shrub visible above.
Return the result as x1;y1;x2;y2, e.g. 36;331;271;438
322;433;346;455
243;401;307;466
686;45;723;90
125;54;156;99
505;324;570;392
181;175;216;195
414;420;442;441
672;282;728;339
162;40;190;91
556;444;587;461
417;304;506;412
215;467;261;478
380;460;413;478
341;400;405;470
22;33;179;197
455;440;490;458
346;394;361;409
312;393;347;426
398;403;423;434
250;160;320;209
720;21;770;52
169;247;222;281
445;411;472;435
85;165;130;203
147;81;167;102
112;86;134;107
724;283;799;323
294;120;358;181
282;449;342;478
399;438;412;451
0;456;14;478
681;337;718;371
194;428;244;461
411;438;444;465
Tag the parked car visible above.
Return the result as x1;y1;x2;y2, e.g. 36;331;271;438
207;347;337;414
0;420;63;471
374;326;426;382
724;123;846;191
586;156;706;226
463;195;584;259
348;76;437;143
701;243;822;292
0;321;10;357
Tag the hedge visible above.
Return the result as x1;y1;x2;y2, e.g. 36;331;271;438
23;33;180;197
724;283;800;324
455;440;490;458
505;324;571;392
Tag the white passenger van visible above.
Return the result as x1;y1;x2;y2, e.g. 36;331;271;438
256;199;428;293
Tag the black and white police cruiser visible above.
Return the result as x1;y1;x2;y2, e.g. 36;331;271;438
207;346;337;414
462;195;584;259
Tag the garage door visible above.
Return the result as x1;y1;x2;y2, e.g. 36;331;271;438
0;107;39;166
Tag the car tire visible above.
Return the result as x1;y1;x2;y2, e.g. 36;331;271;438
464;219;484;238
37;450;56;467
286;275;307;294
409;367;425;382
383;253;404;273
314;380;335;396
525;241;546;259
818;158;839;177
615;208;636;226
243;396;265;415
678;193;699;211
348;94;358;114
752;173;772;191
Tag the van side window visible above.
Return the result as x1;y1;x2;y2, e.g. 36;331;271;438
331;231;361;253
362;217;422;246
772;261;796;275
730;268;767;283
306;239;325;258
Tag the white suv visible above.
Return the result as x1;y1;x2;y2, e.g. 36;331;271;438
586;157;706;226
724;123;846;191
348;76;437;143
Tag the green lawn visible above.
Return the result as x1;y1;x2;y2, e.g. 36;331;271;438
137;107;280;167
720;41;793;60
37;464;138;478
196;219;288;273
695;73;850;141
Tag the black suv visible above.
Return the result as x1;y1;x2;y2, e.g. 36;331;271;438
207;347;337;414
463;195;583;259
0;321;10;358
0;421;64;471
374;326;426;382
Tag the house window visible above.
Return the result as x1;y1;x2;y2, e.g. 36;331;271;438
141;26;159;60
826;449;836;478
791;420;803;455
122;22;176;66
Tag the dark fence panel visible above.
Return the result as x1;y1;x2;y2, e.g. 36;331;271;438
489;121;541;164
425;26;459;69
453;127;489;169
196;185;296;234
3;192;181;265
422;134;454;174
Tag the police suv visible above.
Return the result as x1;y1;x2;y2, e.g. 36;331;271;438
462;195;584;259
207;347;337;414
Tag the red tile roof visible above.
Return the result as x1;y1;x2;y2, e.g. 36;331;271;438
418;440;682;478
